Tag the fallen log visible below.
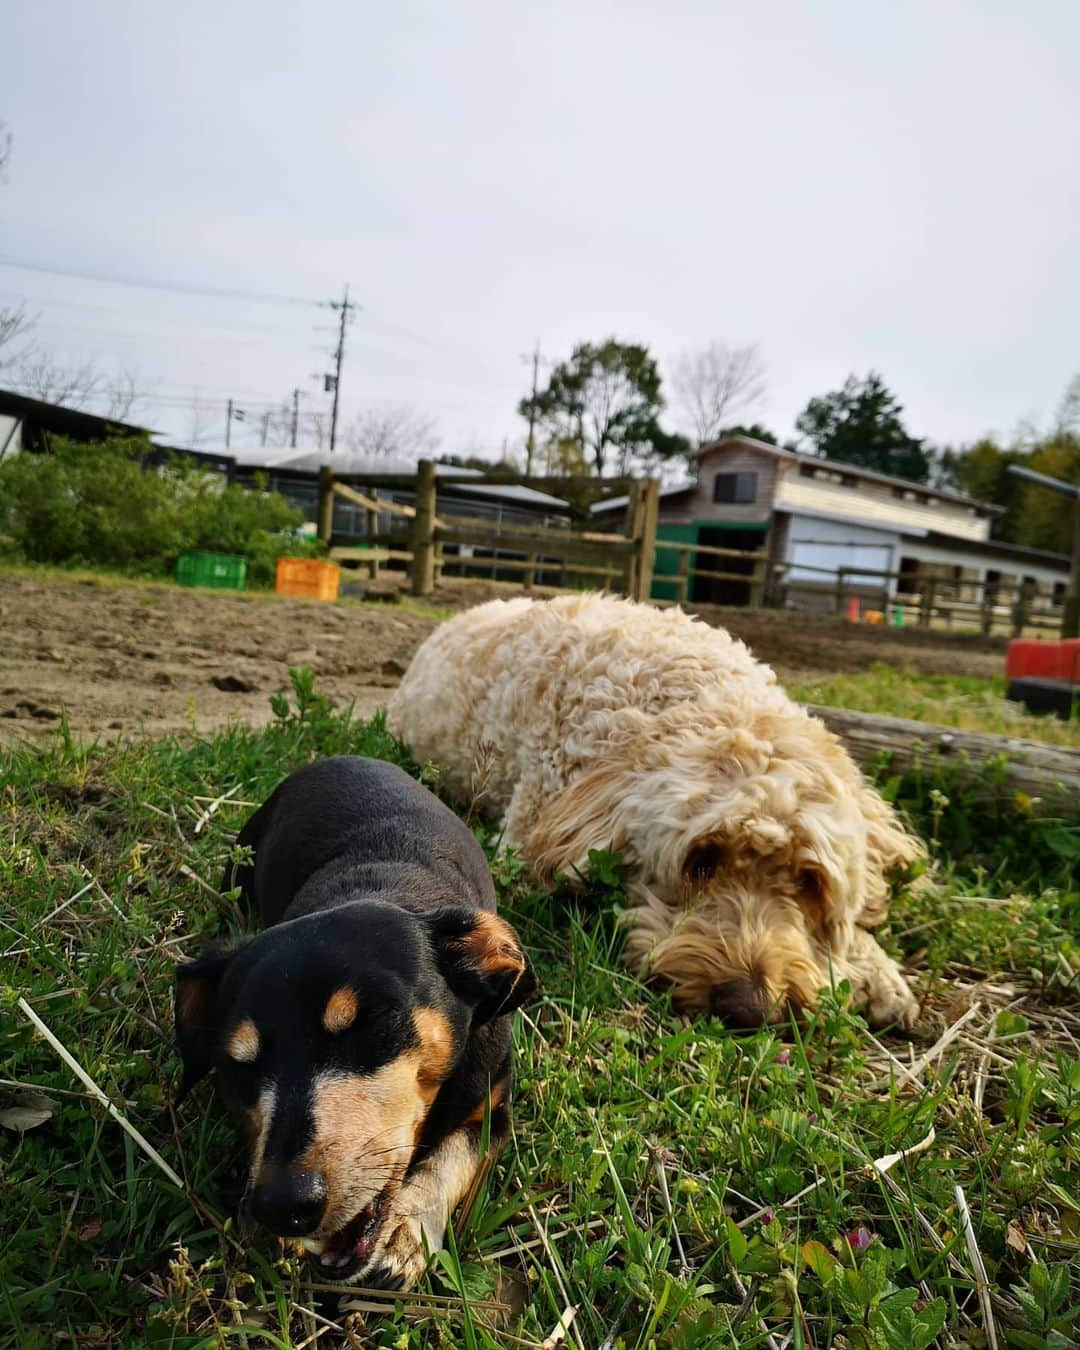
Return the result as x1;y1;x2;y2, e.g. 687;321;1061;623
806;704;1080;806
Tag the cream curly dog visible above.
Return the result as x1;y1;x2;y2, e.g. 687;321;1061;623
388;594;922;1028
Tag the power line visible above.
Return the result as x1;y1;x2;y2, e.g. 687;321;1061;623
2;274;506;380
0;256;322;308
7;314;321;350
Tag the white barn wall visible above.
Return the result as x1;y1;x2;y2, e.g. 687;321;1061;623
783;513;899;587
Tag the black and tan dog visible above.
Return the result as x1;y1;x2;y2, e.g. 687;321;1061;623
174;755;536;1288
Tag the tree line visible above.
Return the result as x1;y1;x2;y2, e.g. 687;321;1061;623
3;288;1076;554
516;340;1080;557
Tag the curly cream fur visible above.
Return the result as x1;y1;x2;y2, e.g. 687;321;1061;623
388;594;922;1027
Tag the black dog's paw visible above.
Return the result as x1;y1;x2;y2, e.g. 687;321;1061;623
358;1263;406;1291
355;1212;440;1291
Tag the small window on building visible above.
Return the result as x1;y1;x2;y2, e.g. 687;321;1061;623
798;462;856;487
713;471;757;504
1052;581;1067;606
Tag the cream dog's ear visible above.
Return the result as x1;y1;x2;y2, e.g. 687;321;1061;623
854;782;926;926
526;762;635;882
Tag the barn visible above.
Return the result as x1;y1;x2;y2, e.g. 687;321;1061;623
593;435;1071;611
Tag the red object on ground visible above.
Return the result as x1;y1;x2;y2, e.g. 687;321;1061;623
845;597;861;622
1005;639;1066;680
1058;639;1080;683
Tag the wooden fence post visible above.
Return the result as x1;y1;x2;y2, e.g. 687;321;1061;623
523;552;537;593
410;459;437;597
919;578;935;628
317;466;334;544
834;567;846;613
749;554;766;609
1012;579;1033;638
630;478;660;603
1064;496;1080;639
366;491;380;579
622;482;644;597
979;577;994;635
675;548;690;606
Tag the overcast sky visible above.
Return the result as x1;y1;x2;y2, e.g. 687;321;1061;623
4;1;1079;460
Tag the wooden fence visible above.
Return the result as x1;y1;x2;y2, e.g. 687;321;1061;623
775;561;1065;637
313;462;1071;636
317;465;663;601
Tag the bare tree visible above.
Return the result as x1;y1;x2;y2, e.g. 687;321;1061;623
1054;370;1080;438
344;405;440;461
670;341;767;447
263;397;301;446
13;349;103;409
2;302;148;424
305;409;328;450
0;304;35;369
102;371;142;421
184;396;214;448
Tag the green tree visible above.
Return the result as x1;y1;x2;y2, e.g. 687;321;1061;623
934;433;1080;554
438;452;521;473
519;339;684;478
795;372;930;483
0;436;308;584
716;422;779;445
1016;435;1080;554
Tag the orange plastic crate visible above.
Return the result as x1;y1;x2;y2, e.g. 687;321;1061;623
275;557;341;602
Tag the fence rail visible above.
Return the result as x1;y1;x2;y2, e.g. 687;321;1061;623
312;461;1075;636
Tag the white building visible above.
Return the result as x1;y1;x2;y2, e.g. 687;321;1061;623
594;435;1070;609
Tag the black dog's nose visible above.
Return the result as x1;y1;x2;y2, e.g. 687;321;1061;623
250;1169;328;1236
711;979;781;1029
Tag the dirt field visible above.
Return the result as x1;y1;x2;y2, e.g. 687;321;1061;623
0;571;1008;745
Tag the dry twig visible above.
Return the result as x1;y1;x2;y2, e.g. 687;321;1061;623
955;1184;999;1350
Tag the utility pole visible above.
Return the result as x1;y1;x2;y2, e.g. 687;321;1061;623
522;338;541;476
290;387;303;448
225;399;245;449
327;284;357;454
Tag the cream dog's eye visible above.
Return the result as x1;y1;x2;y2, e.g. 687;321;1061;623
684;843;724;879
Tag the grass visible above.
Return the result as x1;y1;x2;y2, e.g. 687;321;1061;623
789;664;1080;750
1;672;1079;1348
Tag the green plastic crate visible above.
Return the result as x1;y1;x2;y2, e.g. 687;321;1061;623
175;551;247;590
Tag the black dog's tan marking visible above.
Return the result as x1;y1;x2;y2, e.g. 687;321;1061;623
173;756;536;1289
226;1017;260;1062
321;987;359;1035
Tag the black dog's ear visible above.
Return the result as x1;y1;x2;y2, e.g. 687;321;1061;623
173;940;248;1100
427;907;538;1024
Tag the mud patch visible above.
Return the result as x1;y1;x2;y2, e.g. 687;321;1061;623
0;572;1007;745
